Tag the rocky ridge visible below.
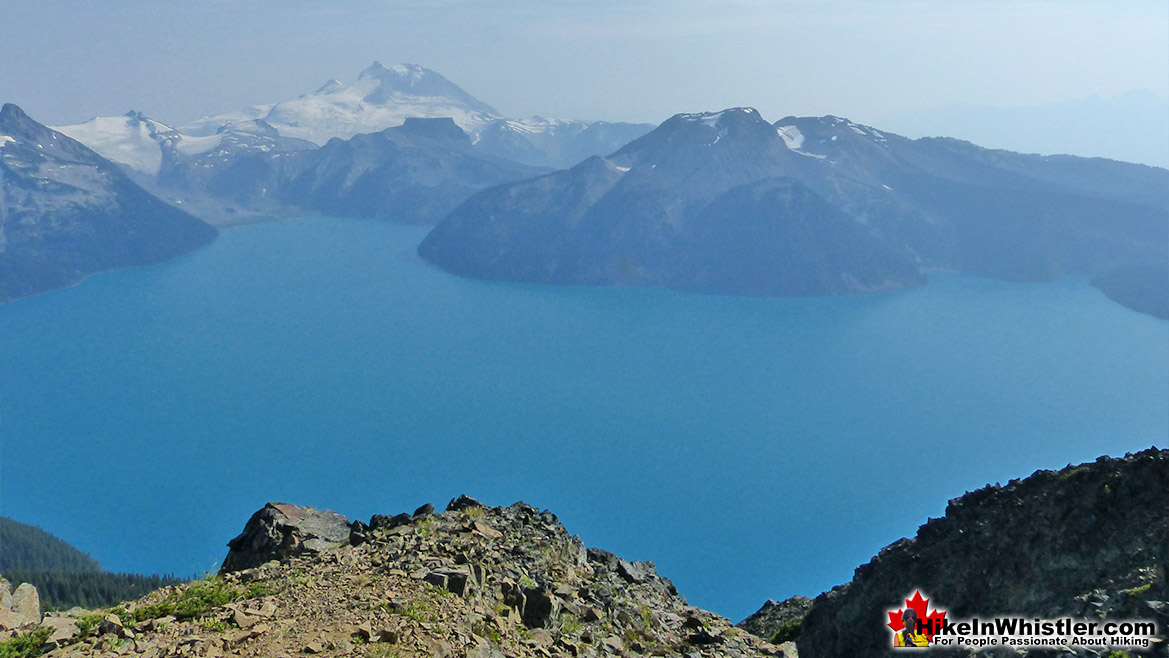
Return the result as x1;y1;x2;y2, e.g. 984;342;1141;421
740;447;1169;657
5;496;781;658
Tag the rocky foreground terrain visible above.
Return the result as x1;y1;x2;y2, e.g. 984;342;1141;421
739;447;1169;657
3;449;1165;658
1;497;781;658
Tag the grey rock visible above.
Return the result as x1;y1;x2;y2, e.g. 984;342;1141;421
413;503;435;518
521;588;557;628
424;570;470;596
737;596;813;641
369;512;413;530
10;583;40;627
221;502;351;573
39;616;80;647
617;559;656;584
446;494;484;512
797;448;1169;658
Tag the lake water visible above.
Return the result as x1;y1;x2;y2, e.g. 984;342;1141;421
2;217;1166;621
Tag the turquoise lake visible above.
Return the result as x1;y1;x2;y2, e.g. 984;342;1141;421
2;217;1166;621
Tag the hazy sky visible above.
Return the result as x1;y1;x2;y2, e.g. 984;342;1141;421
2;0;1166;131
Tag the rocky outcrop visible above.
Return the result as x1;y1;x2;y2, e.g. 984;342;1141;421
0;579;41;632
736;595;812;642
220;502;351;573
18;498;781;658
781;447;1168;658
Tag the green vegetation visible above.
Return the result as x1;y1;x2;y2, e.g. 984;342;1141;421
0;628;53;658
2;569;185;610
388;599;435;624
557;612;583;636
200;618;231;632
0;516;184;610
1107;651;1131;658
0;519;101;573
415;517;436;540
132;577;268;622
73;612;106;639
472;618;503;645
1059;465;1090;480
769;618;803;644
1123;584;1151;597
364;645;403;658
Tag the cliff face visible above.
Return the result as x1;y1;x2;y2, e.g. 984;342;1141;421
15;496;781;658
742;448;1168;658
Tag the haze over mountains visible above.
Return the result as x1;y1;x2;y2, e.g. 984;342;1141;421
420;107;1169;311
55;63;653;176
0;104;216;303
5;63;1167;317
882;89;1169;170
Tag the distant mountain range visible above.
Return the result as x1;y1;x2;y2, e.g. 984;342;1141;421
420;107;1168;315
0;104;216;303
55;63;653;176
199;116;544;224
6;66;1167;316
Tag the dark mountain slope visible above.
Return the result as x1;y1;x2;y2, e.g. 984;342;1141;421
0;104;217;302
739;447;1168;657
279;118;544;224
421;108;1168;310
0;519;101;574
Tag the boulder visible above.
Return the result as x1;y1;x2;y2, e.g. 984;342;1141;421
736;596;813;642
10;583;40;628
446;494;484;512
0;578;12;610
39;616;80;648
617;558;656;584
220;502;351;573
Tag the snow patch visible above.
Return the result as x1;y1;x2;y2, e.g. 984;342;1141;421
776;125;805;150
0;135;14;148
777;125;826;159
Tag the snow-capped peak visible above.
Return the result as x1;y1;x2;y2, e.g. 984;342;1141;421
314;79;344;95
52;110;180;175
677;107;760;126
183;62;501;146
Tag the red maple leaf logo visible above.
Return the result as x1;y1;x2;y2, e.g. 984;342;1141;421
887;590;947;641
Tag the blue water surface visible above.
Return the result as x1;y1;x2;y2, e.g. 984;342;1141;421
2;217;1166;621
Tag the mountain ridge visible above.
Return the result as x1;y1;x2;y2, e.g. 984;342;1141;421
0;103;217;303
419;106;1169;315
744;446;1169;657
